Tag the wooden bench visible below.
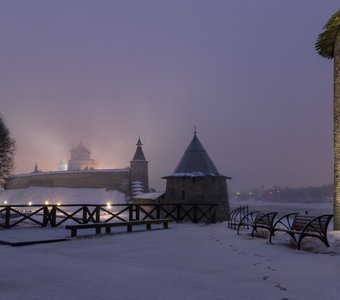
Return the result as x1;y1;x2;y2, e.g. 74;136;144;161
237;211;278;237
65;219;172;237
269;214;333;250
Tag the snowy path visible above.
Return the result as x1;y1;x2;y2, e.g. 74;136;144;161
0;223;339;300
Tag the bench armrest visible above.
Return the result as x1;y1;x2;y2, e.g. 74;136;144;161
237;211;258;234
300;214;333;236
272;213;299;231
254;212;278;227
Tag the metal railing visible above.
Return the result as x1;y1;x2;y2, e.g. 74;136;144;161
0;203;218;229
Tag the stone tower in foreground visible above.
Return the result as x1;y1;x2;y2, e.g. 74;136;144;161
130;138;149;196
162;132;231;221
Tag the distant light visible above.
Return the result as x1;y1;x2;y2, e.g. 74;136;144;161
249;192;253;195
4;200;8;204
107;202;111;208
236;192;240;195
28;201;32;206
277;190;280;193
57;202;61;206
45;201;49;205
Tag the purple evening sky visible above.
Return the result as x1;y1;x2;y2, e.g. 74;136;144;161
0;1;339;191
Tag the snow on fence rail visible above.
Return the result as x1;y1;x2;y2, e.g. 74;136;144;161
0;203;218;228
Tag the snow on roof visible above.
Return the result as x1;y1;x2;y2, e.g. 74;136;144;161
133;192;165;200
133;191;143;196
168;172;219;177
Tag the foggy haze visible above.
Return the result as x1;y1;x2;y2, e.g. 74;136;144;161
1;1;338;191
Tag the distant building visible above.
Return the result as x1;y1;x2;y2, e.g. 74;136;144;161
162;132;231;221
68;142;96;170
6;139;149;197
57;159;68;171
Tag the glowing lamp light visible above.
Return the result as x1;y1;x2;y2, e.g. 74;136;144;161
4;200;8;205
28;201;32;206
57;202;61;206
107;202;111;209
45;201;49;205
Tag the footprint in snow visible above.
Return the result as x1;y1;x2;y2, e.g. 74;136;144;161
274;283;287;291
262;275;269;280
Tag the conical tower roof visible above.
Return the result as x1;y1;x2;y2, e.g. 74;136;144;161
168;133;222;177
131;137;147;161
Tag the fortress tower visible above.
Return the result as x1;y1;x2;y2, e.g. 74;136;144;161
162;131;231;221
130;138;149;195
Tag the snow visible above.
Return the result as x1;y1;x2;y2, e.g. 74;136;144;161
0;187;127;205
133;192;165;200
0;197;339;299
170;172;219;177
131;180;143;186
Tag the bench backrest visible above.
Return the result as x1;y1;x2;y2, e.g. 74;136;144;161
292;215;333;233
254;212;277;225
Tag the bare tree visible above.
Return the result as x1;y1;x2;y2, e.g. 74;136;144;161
0;115;15;188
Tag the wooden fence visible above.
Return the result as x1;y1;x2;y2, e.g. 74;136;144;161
0;203;218;229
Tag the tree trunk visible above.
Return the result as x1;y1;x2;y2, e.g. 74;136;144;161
333;28;340;230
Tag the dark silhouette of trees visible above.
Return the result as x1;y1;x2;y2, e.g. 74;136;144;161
0;115;15;188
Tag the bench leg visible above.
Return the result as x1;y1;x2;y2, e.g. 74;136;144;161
71;228;77;237
146;224;151;230
163;222;169;229
105;226;111;234
96;227;101;235
127;225;132;232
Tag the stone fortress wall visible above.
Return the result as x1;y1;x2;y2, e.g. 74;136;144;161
6;169;131;193
6;139;149;196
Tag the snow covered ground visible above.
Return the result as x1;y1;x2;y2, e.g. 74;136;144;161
0;196;339;299
0;206;339;299
0;187;127;206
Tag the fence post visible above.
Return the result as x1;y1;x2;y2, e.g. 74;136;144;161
176;204;181;222
5;206;10;228
129;204;134;221
82;205;87;224
43;205;49;226
193;204;198;223
50;205;57;227
95;206;100;223
135;205;140;221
